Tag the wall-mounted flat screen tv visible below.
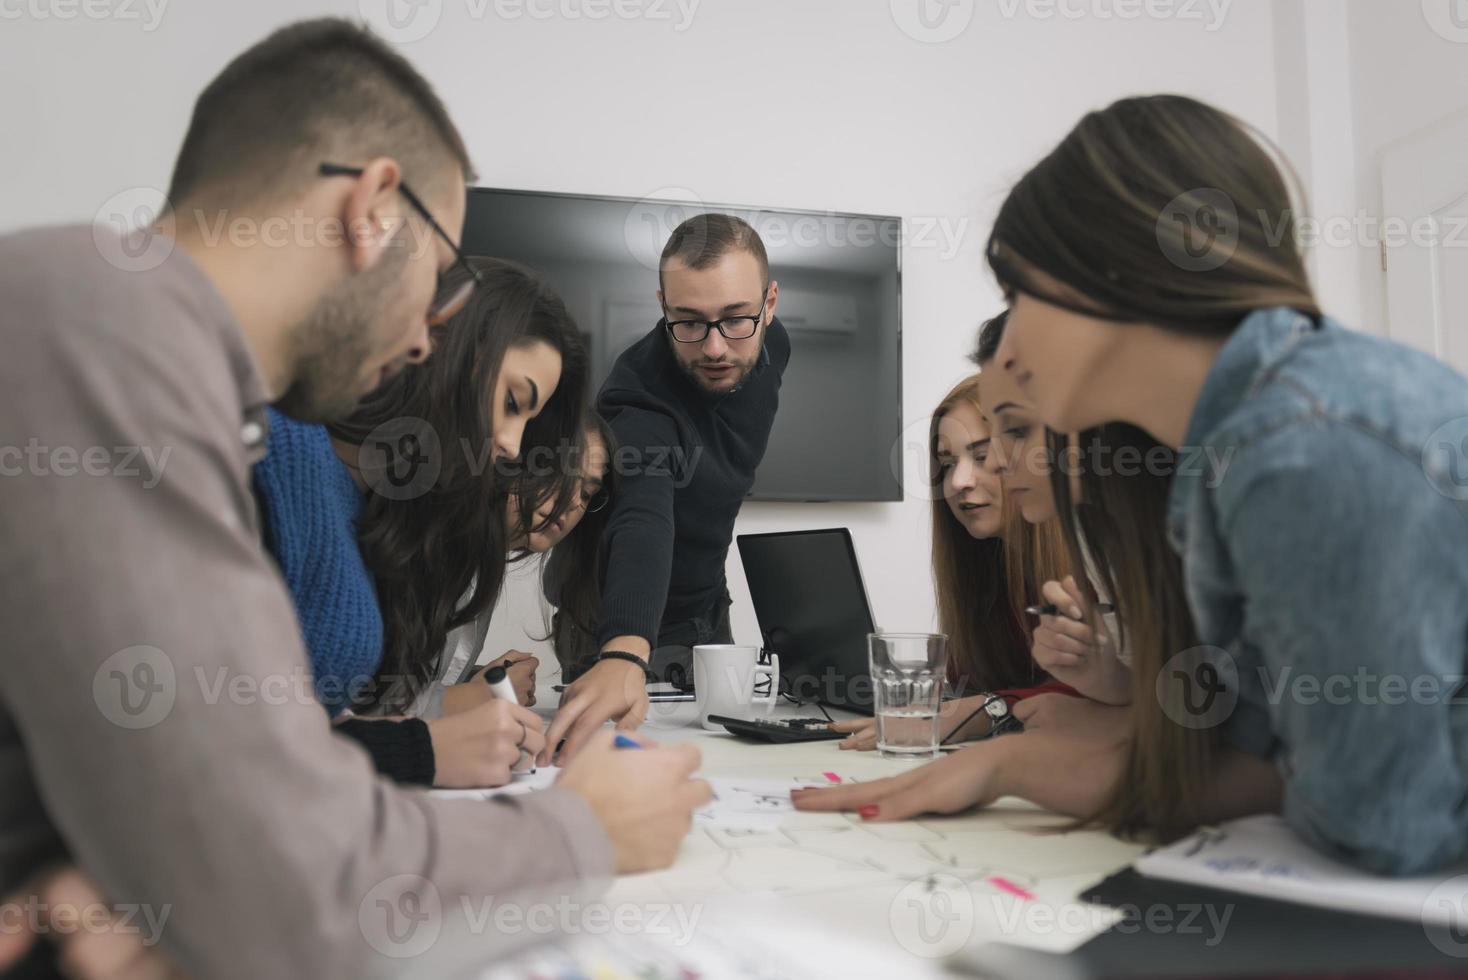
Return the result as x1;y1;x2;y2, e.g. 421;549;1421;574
462;188;903;502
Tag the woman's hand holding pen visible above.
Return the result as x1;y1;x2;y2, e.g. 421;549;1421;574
447;652;540;714
557;732;711;873
497;652;539;705
427;699;546;788
1030;576;1132;706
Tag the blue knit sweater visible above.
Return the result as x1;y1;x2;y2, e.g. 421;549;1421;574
253;408;384;716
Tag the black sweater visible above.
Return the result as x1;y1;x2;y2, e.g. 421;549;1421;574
591;318;790;646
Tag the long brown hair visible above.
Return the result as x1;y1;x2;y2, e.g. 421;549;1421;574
987;95;1321;840
1001;506;1071;650
928;375;1033;694
533;412;618;671
971;312;1071;657
329;257;588;711
1048;425;1205;841
986;94;1319;333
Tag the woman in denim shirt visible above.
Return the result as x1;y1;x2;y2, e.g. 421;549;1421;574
796;95;1468;875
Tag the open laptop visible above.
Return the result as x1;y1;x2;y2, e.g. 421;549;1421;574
736;527;877;714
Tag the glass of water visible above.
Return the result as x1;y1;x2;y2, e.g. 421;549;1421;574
868;632;948;759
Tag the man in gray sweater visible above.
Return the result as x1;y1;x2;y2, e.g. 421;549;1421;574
0;19;708;979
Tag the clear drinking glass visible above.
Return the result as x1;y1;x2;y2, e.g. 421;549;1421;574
868;632;948;759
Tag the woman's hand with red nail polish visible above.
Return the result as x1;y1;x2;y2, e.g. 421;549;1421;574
790;742;1010;822
791;729;1129;823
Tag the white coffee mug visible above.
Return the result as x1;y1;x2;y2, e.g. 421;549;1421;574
693;644;780;731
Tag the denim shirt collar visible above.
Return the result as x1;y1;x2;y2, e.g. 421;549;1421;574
1166;306;1321;549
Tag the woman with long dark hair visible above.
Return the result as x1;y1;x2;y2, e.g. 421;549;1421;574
433;412;617;715
539;413;619;676
798;95;1468;875
255;256;588;788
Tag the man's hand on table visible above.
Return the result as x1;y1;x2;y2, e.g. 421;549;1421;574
541;640;651;765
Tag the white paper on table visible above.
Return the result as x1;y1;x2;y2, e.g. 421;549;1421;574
1137;814;1468;926
694;776;848;830
436;772;846;830
474;894;950;980
432;770;1131;960
430;766;560;801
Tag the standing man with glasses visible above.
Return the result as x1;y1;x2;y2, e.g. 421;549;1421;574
544;214;791;762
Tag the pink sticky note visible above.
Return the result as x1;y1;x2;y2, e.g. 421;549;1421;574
823;772;842;783
988;876;1036;901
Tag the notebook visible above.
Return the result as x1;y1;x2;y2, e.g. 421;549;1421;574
1136;814;1468;927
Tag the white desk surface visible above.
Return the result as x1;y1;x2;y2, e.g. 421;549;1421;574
525;684;1145;965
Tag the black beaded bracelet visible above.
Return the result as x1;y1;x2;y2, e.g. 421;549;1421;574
595;650;658;680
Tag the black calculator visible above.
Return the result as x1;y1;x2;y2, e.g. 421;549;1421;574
705;715;846;743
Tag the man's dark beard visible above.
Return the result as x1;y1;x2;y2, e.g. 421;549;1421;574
674;353;757;394
670;323;765;395
275;246;408;423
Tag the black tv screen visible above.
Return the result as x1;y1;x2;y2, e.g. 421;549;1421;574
461;188;903;502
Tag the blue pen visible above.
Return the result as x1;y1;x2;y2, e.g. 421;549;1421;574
613;734;643;750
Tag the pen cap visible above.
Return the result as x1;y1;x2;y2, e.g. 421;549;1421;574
483;665;508;686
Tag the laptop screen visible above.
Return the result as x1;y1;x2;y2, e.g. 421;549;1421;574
736;528;876;713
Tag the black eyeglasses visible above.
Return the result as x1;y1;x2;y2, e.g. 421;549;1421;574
664;289;769;344
584;487;610;514
318;163;484;326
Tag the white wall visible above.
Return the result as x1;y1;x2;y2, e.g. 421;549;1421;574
0;0;1286;665
1344;0;1468;334
1271;1;1468;338
1270;0;1365;331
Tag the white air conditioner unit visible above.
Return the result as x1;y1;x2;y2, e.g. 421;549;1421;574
777;289;860;337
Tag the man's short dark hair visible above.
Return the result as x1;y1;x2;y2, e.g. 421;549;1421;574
658;213;769;291
168;18;474;210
